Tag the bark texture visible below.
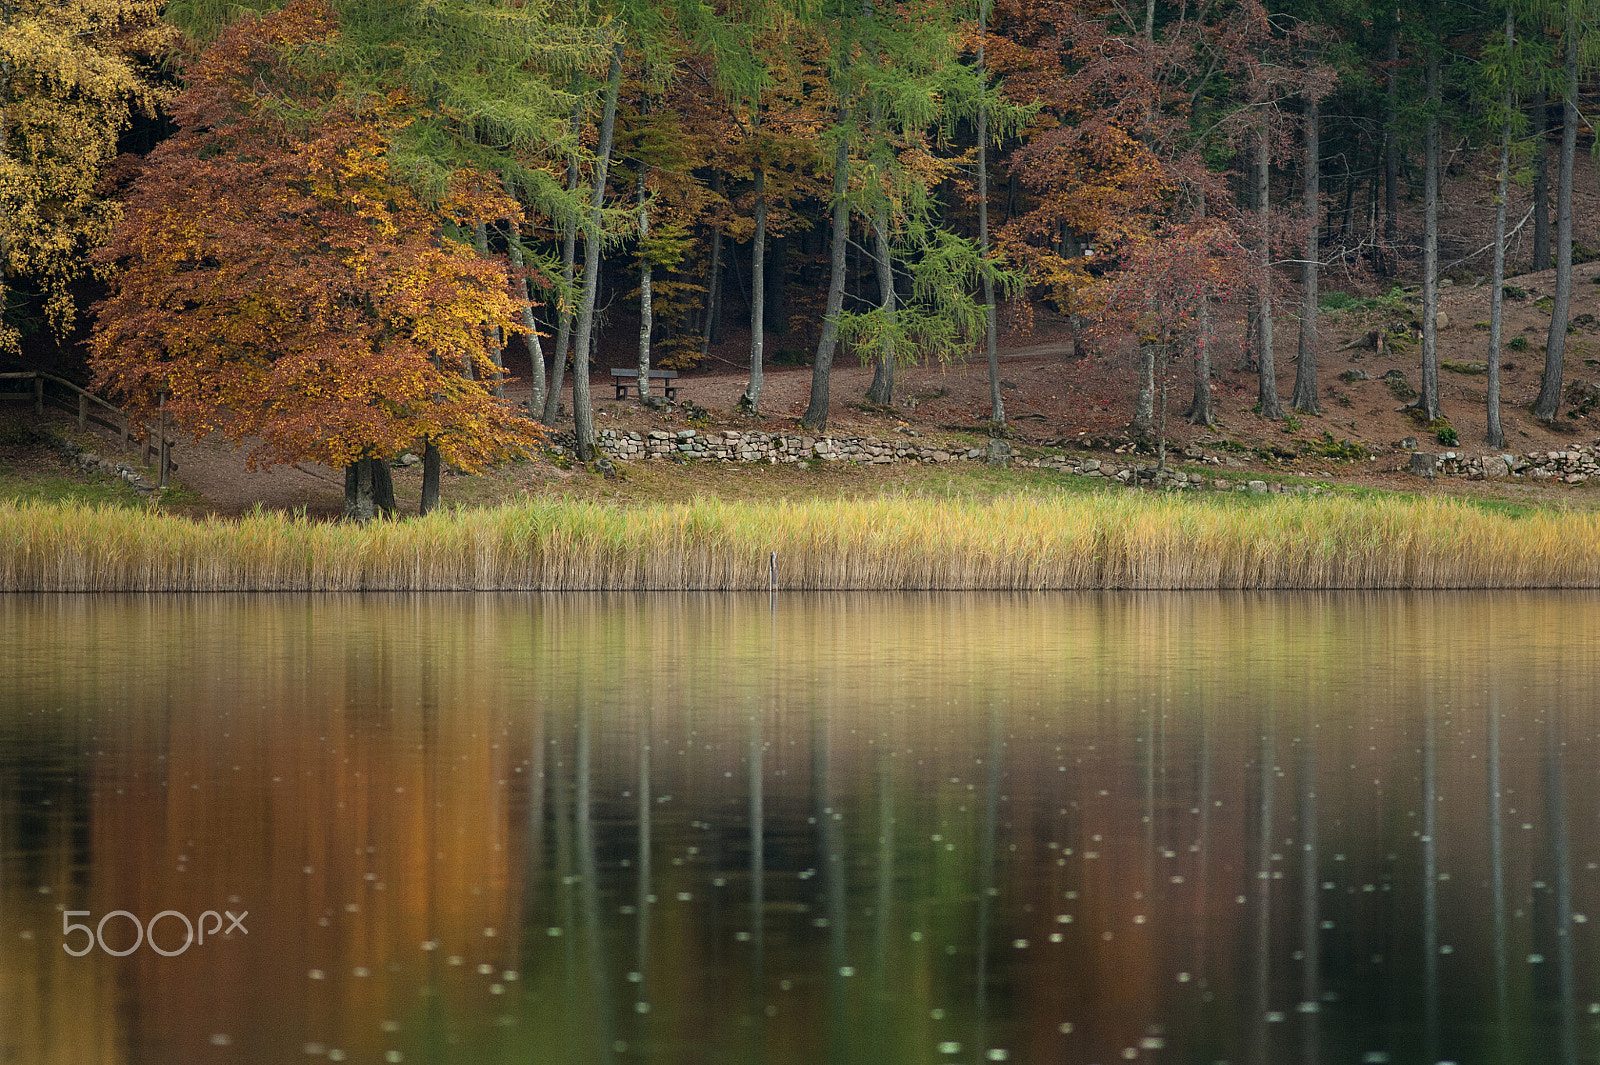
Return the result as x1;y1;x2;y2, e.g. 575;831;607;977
1535;14;1578;422
420;440;440;516
1291;95;1320;414
1486;12;1512;449
800;105;852;431
1256;122;1284;420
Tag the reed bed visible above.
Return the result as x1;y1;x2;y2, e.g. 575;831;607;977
1;492;1597;591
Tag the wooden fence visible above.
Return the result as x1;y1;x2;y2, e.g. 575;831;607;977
0;371;176;487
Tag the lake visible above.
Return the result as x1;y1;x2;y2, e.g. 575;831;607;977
0;592;1596;1064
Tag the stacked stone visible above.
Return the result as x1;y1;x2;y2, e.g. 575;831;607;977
1410;444;1598;483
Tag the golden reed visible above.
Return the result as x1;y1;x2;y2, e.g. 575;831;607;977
1;493;1597;591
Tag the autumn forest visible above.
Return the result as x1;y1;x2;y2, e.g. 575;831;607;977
2;0;1593;518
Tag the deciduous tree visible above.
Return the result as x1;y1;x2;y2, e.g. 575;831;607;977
90;1;540;518
0;0;172;354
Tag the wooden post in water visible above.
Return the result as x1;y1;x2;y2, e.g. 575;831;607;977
768;551;777;592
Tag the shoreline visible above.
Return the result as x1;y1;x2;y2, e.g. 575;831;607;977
3;492;1597;592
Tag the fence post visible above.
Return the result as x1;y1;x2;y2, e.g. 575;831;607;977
78;392;87;431
121;412;129;452
33;376;43;417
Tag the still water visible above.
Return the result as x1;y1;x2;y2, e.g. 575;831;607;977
0;593;1597;1065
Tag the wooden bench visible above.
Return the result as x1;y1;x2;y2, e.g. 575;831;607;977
610;368;678;400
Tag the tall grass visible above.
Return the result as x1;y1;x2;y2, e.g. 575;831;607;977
1;493;1597;590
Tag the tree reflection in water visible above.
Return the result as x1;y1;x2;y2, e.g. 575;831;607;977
0;592;1596;1065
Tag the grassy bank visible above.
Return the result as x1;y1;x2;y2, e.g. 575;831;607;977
2;489;1598;590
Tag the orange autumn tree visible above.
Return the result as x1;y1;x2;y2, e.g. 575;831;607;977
89;0;539;518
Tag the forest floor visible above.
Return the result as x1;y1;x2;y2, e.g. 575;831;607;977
5;256;1599;521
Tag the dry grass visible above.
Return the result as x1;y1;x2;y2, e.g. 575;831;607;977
0;491;1597;591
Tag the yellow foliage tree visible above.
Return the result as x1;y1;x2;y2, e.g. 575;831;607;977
0;0;173;353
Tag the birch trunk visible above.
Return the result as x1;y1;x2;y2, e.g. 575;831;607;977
572;42;625;462
1534;12;1577;421
1291;96;1320;414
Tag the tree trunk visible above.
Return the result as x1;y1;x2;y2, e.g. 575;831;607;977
1535;13;1577;422
977;0;1004;429
344;457;376;522
637;163;653;405
543;100;584;426
1189;296;1215;426
571;43;625;462
1383;23;1399;272
505;212;546;418
1131;338;1156;438
741;155;767;413
1257;120;1285;420
1417;24;1441;423
864;197;896;406
374;458;395;517
1487;12;1512;450
701;171;724;359
473;222;506;399
800;104;852;431
1532;87;1550;272
1292;95;1320;414
420;439;440;516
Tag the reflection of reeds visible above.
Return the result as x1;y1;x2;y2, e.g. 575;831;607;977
2;494;1598;590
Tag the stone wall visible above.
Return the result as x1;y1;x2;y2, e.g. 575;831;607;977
1409;445;1598;483
549;428;1329;496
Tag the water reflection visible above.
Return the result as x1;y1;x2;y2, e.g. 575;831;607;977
0;592;1597;1064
